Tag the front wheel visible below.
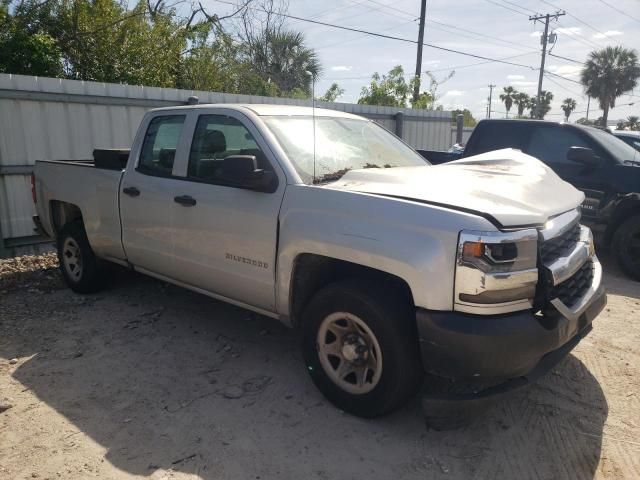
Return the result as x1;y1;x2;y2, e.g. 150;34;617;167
57;221;105;293
301;279;422;418
613;215;640;281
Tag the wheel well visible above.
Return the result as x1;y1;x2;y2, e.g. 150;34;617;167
289;254;415;327
604;196;640;244
50;201;83;234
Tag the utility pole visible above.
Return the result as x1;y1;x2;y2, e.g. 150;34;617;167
586;97;591;121
487;84;496;119
530;11;565;118
412;0;427;104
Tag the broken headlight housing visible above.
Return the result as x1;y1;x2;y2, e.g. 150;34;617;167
454;229;539;315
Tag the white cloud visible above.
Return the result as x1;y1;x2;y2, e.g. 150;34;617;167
556;27;581;36
593;30;623;39
510;81;537;87
548;64;583;77
423;60;441;66
444;90;465;97
330;65;352;72
507;74;525;80
530;31;542;37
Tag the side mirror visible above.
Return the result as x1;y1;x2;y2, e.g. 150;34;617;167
567;147;602;168
220;155;277;193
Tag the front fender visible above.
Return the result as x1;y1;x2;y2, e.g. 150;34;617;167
275;185;496;317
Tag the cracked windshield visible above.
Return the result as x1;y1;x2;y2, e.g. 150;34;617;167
263;116;428;184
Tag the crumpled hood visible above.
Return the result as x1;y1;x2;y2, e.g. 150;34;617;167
327;148;584;227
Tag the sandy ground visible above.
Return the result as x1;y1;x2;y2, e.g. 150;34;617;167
1;252;639;480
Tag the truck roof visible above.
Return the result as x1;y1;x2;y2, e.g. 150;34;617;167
475;118;603;133
149;103;364;119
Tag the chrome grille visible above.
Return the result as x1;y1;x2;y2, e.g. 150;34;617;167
548;259;594;308
539;222;581;265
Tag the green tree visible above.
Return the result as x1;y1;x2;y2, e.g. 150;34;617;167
319;82;345;102
618;115;640;131
452;108;477;127
499;86;517;118
581;46;640;126
513;92;531;118
0;0;63;76
530;91;554;119
561;98;577;122
358;65;411;107
248;29;321;96
411;70;455;110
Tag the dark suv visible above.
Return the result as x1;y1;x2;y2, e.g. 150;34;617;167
463;119;640;280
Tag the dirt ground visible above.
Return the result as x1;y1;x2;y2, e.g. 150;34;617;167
1;252;639;480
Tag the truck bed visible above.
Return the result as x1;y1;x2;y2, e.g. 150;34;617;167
34;159;126;260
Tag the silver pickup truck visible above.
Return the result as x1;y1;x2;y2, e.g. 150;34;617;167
33;104;606;418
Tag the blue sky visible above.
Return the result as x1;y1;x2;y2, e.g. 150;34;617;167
209;0;640;123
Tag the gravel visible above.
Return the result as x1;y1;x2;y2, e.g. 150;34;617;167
0;252;62;293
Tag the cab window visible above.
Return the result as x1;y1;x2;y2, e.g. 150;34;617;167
187;115;270;182
138;115;185;175
526;126;592;165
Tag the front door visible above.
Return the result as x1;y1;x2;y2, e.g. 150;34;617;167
169;111;286;312
525;125;609;222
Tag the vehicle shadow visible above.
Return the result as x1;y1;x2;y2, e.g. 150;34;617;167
599;251;640;300
1;268;607;479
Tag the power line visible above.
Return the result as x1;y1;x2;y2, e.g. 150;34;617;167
499;0;538;15
324;52;538;81
359;0;417;19
212;0;538;70
544;70;583;85
595;0;640;23
426;19;537;53
314;19;416;50
548;52;585;65
540;0;615;40
483;0;530;17
543;73;584;97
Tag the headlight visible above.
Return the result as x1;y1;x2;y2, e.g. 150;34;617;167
455;229;539;314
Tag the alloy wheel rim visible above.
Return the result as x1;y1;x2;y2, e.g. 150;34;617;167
316;312;383;395
62;238;83;281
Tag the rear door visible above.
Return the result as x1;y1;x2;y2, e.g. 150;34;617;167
168;109;287;312
120;113;191;275
524;125;609;221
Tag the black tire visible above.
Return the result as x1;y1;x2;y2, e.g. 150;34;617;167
301;279;423;418
613;215;640;281
57;220;105;293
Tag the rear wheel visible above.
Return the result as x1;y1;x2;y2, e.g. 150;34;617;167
57;221;105;293
613;215;640;281
301;279;422;418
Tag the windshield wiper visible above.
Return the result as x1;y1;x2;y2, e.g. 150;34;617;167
313;168;352;184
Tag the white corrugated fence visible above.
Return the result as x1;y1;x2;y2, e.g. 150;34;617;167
0;73;455;257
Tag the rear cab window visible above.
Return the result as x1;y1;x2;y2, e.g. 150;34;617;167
138;115;186;176
465;121;531;156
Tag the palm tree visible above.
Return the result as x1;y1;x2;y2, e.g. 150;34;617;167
249;29;321;96
499;86;517;118
530;91;554;119
561;98;577;122
581;46;640;127
627;115;640;130
513;92;530;117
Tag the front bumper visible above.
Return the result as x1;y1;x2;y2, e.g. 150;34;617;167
416;259;606;399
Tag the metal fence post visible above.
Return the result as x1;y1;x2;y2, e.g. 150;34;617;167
395;112;404;139
456;114;464;144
